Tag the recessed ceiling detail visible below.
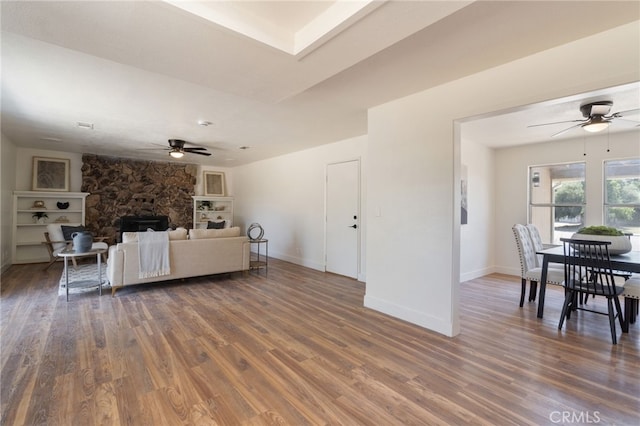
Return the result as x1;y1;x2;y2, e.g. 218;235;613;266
162;0;384;57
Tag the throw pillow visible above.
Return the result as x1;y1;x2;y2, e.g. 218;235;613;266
169;228;188;240
207;220;226;229
189;227;241;239
61;225;87;241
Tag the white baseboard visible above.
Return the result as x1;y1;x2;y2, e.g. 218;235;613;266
363;294;456;337
269;251;325;272
268;250;366;282
492;266;520;277
460;266;496;282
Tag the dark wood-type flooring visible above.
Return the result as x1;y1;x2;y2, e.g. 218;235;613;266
1;259;639;425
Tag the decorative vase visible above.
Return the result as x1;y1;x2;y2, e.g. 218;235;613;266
570;233;632;255
72;231;93;253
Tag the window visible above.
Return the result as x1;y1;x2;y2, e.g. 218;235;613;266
529;162;586;244
604;158;640;251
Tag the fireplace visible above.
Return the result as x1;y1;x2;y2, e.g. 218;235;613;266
119;215;169;241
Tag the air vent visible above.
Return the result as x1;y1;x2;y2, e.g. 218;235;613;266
77;122;94;129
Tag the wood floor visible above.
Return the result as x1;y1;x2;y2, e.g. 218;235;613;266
1;259;639;425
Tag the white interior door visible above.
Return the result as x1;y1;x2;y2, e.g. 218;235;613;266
326;160;359;279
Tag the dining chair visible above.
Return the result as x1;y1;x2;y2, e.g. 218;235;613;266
527;223;605;307
558;238;625;344
621;275;639;331
526;224;549;266
525;223;566;289
512;224;564;307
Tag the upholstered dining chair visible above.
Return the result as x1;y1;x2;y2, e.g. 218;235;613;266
526;224;551;265
621;275;640;331
512;224;565;307
558;238;625;344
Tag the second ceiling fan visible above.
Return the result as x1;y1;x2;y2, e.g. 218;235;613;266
166;139;211;158
528;101;639;137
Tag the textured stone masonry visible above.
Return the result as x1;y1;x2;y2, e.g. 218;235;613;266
81;154;197;243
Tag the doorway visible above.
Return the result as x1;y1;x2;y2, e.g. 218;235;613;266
325;160;360;279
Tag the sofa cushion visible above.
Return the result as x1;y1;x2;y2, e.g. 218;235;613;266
189;226;241;239
121;232;137;243
169;228;188;240
122;228;188;243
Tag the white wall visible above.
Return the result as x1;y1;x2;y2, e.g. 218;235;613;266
365;21;639;337
1;134;18;271
232;135;367;279
494;130;640;276
460;139;494;282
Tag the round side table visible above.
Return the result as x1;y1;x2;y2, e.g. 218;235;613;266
57;247;107;301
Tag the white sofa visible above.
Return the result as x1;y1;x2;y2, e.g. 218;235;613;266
106;227;250;295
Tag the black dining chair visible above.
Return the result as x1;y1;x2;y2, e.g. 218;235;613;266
558;238;625;344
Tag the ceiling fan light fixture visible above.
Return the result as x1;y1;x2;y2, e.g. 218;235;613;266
582;117;610;133
169;150;184;159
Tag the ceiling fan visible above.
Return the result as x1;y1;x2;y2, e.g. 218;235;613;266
164;139;211;158
528;101;640;137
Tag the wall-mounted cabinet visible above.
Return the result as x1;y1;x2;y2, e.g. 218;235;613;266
12;191;89;264
192;196;233;229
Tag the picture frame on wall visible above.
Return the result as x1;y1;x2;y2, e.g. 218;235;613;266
203;171;226;196
32;157;70;192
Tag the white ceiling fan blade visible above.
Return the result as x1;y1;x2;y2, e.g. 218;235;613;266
527;119;584;128
613;118;640;125
551;123;583;137
610;108;640;118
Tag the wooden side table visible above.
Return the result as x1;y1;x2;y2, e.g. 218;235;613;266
58;247;107;301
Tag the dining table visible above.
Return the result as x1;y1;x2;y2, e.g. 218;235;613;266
536;246;640;322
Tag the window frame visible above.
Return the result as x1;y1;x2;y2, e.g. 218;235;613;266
603;157;640;237
528;161;586;244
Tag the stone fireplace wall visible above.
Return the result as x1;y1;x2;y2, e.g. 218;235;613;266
81;154;197;243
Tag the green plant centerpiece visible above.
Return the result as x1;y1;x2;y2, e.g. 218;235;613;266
572;225;631;254
576;225;624;236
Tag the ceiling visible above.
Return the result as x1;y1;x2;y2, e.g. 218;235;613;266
2;1;639;166
462;81;640;147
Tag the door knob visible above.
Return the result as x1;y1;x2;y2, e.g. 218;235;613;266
349;224;357;229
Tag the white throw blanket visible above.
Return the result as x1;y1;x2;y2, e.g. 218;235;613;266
138;231;170;279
